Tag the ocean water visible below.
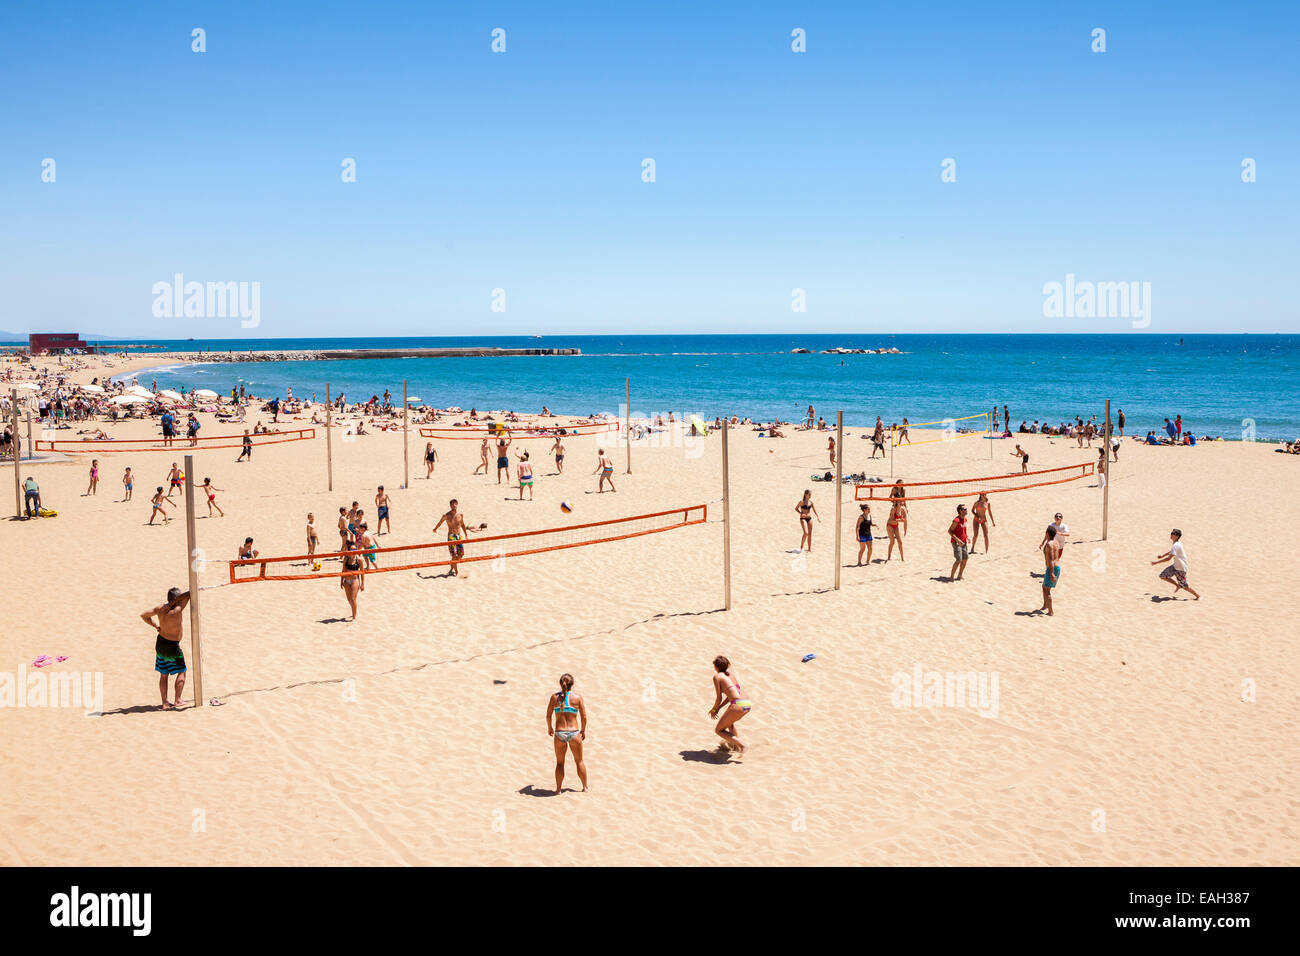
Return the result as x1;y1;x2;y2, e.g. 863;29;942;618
108;334;1300;440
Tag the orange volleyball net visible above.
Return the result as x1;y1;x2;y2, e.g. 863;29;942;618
418;420;619;440
35;427;316;454
854;462;1094;502
228;504;708;583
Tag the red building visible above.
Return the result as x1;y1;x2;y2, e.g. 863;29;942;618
28;333;92;355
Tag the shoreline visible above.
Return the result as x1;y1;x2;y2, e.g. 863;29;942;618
102;354;1297;443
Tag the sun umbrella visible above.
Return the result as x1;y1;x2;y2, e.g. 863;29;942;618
79;383;105;393
111;394;150;405
158;389;184;402
193;388;219;400
127;385;155;398
406;396;422;403
13;382;39;391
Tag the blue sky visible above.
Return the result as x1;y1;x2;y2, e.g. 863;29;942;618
1;0;1296;337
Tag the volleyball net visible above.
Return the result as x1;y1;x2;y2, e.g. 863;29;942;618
854;462;1094;502
228;504;708;583
891;412;991;447
418;421;619;440
35;427;316;454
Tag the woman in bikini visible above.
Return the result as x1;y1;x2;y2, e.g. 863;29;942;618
970;492;994;553
885;497;906;561
340;540;363;621
424;441;437;478
796;489;820;551
473;438;490;475
546;673;588;793
201;477;224;517
889;479;909;536
855;503;874;565
709;656;752;753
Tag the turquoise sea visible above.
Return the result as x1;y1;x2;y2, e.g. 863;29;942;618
100;334;1300;441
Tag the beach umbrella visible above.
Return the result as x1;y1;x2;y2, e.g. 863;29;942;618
406;396;422;403
111;394;149;405
127;385;154;398
79;383;105;393
13;382;39;391
158;389;184;402
193;388;219;400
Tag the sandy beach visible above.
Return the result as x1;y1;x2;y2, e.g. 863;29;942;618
2;352;1297;867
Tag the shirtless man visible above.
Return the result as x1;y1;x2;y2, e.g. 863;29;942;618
337;506;351;549
517;451;535;500
165;462;184;498
495;435;512;484
374;485;391;535
433;499;475;577
140;588;191;710
1011;443;1029;474
551;436;566;474
594;448;616;493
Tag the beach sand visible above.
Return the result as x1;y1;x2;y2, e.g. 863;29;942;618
2;354;1297;866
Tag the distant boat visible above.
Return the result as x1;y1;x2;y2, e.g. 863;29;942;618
531;335;542;339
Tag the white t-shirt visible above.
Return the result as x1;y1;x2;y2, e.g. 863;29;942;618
1170;540;1188;573
1051;521;1070;539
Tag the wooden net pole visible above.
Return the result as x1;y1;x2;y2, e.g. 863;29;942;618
721;419;732;610
325;383;333;492
402;380;409;489
11;390;21;518
1102;399;1111;541
834;411;843;589
183;454;204;707
625;377;631;474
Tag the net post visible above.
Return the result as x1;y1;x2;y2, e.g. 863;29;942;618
10;390;20;518
989;410;993;458
25;410;33;461
325;383;333;492
183;454;204;707
402;380;409;489
1102;399;1111;541
722;420;731;610
625;378;631;474
834;411;843;590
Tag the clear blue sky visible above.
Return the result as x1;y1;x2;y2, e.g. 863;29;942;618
1;0;1296;337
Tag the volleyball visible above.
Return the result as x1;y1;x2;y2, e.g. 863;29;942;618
560;501;572;513
311;562;321;571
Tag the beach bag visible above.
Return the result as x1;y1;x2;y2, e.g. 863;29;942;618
38;508;58;517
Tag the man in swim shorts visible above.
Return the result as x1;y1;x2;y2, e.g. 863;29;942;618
374;486;391;535
495;435;512;484
1152;528;1200;600
166;462;184;498
517;451;535;500
140;587;191;710
948;504;969;581
433;499;471;577
551;436;565;474
594;448;616;493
